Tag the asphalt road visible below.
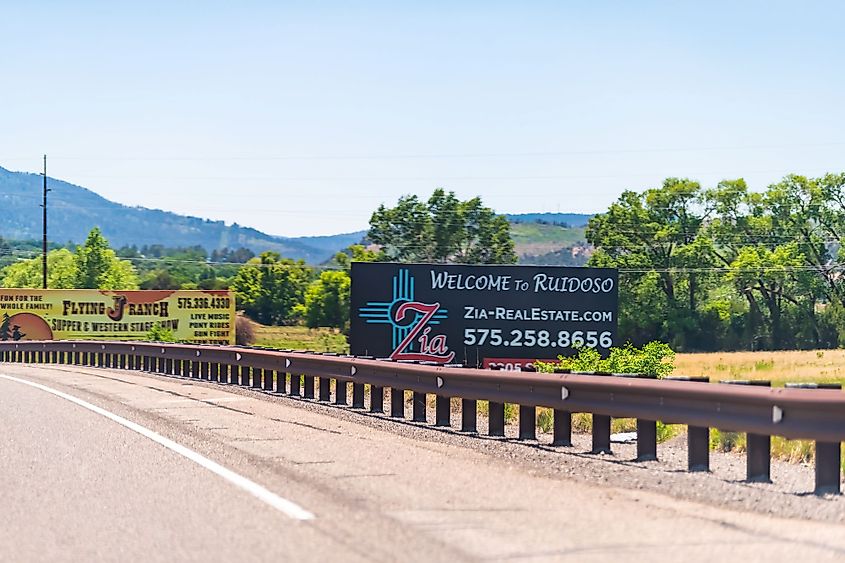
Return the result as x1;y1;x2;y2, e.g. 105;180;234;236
2;364;844;562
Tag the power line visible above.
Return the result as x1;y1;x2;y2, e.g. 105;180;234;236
4;140;845;162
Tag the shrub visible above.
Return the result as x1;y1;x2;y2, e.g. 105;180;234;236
236;315;256;346
537;408;553;433
537;341;675;377
146;324;176;342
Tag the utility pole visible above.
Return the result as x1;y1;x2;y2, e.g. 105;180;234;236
41;155;49;289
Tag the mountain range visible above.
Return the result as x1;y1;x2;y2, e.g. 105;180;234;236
0;165;593;264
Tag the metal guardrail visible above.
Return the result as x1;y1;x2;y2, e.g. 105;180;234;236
2;340;843;494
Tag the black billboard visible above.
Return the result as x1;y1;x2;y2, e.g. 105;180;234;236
350;263;618;370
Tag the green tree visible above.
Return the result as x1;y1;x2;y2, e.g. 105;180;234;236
368;189;517;264
331;244;383;270
587;178;716;349
140;269;181;290
231;252;312;324
304;270;351;330
1;248;78;288
73;228;139;289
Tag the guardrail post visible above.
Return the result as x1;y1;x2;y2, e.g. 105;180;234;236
250;367;260;388
746;433;771;482
461;399;477;433
274;370;284;393
721;380;771;482
592;414;612;454
290;373;301;396
218;363;228;383
412;392;426;422
304;375;315;399
335;380;347;405
199;361;208;380
173;359;183;377
815;441;841;495
688;426;710;471
553;409;572;446
784;382;842;494
488;402;505;436
637;419;658;461
664;377;711;471
519;406;536;440
263;369;274;391
370;385;384;413
390;388;404;418
318;377;330;401
352;383;365;408
435;395;450;426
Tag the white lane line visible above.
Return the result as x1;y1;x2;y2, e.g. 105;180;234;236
0;373;315;521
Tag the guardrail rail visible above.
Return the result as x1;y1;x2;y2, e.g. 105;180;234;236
2;340;843;495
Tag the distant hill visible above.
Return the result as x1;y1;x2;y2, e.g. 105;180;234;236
0;165;596;266
0;166;365;264
509;221;591;266
506;212;593;227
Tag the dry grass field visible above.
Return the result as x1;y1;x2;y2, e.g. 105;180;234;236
252;324;349;353
674;349;845;386
676;349;844;467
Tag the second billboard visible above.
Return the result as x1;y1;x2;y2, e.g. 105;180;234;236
350;263;618;369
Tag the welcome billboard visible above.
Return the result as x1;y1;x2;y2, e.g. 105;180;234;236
0;289;235;344
350;263;618;369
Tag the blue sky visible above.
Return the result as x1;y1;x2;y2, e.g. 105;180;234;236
2;1;843;236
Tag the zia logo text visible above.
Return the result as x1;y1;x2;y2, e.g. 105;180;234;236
358;269;454;363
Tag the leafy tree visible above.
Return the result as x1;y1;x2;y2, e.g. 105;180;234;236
587;178;716;349
74;228;139;289
368;188;516;264
1;248;77;288
331;244;383;270
231;252;312;324
304;270;351;330
140;269;181;290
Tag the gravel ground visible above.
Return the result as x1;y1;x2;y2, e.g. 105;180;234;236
100;372;845;524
